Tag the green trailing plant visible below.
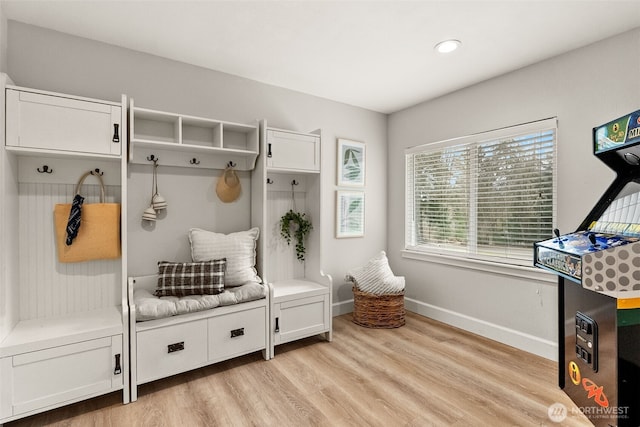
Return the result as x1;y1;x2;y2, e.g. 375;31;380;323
280;209;313;261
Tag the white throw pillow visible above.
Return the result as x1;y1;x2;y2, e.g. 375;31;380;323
189;227;261;286
349;251;405;294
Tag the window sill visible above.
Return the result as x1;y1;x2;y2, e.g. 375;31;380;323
401;249;557;284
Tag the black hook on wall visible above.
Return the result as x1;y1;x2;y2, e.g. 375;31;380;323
291;180;299;186
266;178;274;184
190;158;200;165
90;168;104;176
146;154;159;163
227;161;237;168
36;165;53;174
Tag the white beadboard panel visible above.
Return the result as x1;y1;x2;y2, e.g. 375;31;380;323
266;189;307;283
18;182;121;321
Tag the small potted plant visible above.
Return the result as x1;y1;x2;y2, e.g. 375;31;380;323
280;210;313;261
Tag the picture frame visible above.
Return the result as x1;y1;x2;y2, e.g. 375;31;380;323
337;138;365;187
336;190;365;238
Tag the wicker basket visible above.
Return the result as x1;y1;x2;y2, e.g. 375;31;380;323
352;285;405;328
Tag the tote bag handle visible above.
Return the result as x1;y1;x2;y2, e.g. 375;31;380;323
74;170;106;202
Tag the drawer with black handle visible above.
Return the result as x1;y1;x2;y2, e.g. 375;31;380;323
208;306;266;362
136;319;207;384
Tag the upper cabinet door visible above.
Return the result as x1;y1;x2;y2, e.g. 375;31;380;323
266;129;320;173
6;88;122;156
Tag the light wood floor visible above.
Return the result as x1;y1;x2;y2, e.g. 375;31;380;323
7;312;591;426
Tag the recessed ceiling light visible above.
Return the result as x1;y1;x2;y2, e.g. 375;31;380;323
435;39;461;54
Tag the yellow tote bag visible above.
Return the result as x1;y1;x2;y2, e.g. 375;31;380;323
54;171;121;263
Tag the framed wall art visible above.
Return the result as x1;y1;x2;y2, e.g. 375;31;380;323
337;138;365;187
336;190;365;238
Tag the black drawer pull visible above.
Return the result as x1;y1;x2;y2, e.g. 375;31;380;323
112;123;120;143
267;143;272;158
230;328;245;338
168;342;185;353
114;353;122;375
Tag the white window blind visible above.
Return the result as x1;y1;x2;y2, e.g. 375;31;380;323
405;118;557;265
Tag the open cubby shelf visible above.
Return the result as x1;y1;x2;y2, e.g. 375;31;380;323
129;100;259;170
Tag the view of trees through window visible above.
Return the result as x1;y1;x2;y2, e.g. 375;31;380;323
407;123;555;263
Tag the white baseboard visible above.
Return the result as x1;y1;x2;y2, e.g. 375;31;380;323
332;297;557;361
405;298;557;361
332;299;354;316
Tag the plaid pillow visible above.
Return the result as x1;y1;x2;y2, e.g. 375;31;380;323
155;259;226;297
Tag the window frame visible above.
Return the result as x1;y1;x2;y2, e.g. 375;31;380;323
404;118;558;268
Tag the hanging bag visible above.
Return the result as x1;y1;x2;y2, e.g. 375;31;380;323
54;171;121;263
216;166;241;203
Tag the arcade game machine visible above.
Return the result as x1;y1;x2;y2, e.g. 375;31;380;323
535;110;640;427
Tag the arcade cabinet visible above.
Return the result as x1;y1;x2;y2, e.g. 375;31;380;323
535;110;640;427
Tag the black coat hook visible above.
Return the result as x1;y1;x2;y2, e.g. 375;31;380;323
90;168;104;176
267;178;274;184
37;165;53;174
227;161;237;168
190;158;200;165
147;154;159;163
291;180;299;186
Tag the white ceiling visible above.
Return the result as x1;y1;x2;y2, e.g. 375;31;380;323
3;0;640;114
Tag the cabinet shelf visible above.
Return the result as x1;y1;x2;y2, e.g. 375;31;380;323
0;306;123;357
271;279;329;303
5;145;122;161
129;99;259;170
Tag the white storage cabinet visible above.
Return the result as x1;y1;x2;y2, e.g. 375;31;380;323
5;87;122;156
136;305;267;384
271;280;331;346
0;77;129;424
251;122;332;358
266;129;320;172
128;276;270;401
0;325;123;420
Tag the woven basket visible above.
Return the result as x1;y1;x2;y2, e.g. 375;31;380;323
352;285;405;328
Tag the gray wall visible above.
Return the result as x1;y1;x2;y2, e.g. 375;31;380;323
7;21;387;309
0;5;6;73
388;28;640;359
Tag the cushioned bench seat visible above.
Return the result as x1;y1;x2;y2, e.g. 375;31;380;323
134;281;266;321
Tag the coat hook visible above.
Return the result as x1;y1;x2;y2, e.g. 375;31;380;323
36;165;53;174
147;154;159;163
291;180;299;186
227;161;237;168
190;158;200;165
266;178;274;184
90;168;104;176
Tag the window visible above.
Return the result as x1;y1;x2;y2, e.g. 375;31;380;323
405;118;556;265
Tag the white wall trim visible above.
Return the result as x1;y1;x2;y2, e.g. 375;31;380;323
333;299;354;316
332;296;557;361
405;297;558;361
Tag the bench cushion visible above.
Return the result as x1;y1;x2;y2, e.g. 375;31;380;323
135;281;266;321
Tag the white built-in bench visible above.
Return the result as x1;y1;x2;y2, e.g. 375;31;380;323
127;275;271;401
